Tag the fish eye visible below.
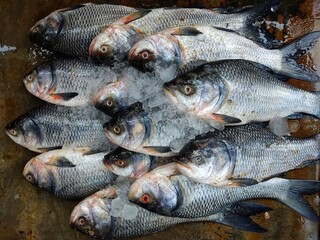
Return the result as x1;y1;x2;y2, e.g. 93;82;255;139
183;85;195;95
25;174;34;183
105;97;114;107
193;155;204;165
100;44;109;53
26;73;35;83
114;159;125;167
141;51;149;60
8;128;18;137
77;217;87;226
140;193;151;204
112;125;123;135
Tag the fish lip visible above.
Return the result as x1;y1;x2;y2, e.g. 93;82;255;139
163;84;177;98
174;160;192;170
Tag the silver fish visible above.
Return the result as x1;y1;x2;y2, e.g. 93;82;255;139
5;104;112;152
23;148;117;200
23;59;117;107
128;174;320;222
103;147;173;178
29;3;136;57
163;60;320;130
128;26;320;81
175;125;320;185
103;102;213;157
89;1;281;62
70;186;269;238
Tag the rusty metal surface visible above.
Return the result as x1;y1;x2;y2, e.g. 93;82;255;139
0;0;319;239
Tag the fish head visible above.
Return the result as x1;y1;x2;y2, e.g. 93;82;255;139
23;157;55;191
29;11;64;46
93;80;127;116
5;116;41;151
23;62;55;98
89;25;139;63
103;102;150;150
103;147;152;178
128;172;179;215
128;34;179;72
163;69;225;115
70;187;116;238
175;138;236;183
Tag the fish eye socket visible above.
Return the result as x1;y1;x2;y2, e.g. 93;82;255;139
105;98;114;107
193;155;204;164
100;45;109;53
25;174;34;183
140;193;151;204
183;85;195;96
77;217;87;226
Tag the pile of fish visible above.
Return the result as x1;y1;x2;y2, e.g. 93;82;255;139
5;1;320;239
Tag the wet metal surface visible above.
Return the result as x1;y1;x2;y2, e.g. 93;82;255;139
0;0;319;239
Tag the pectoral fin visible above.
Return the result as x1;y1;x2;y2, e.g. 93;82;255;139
37;146;62;152
143;146;173;155
209;113;242;124
45;156;76;168
50;92;78;101
170;27;202;36
120;10;152;24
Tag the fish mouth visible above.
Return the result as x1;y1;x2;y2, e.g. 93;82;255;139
102;156;115;171
174;160;192;170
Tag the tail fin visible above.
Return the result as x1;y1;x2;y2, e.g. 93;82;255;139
281;179;320;221
209;202;271;233
241;0;282;49
280;31;320;82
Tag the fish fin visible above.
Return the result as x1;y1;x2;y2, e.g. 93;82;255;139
151;163;180;177
143;146;172;154
233;202;272;217
169;138;189;153
170;27;202;36
280;31;320;81
208;113;242;126
240;0;282;48
282;179;320;221
45;156;76;168
120;10;152;24
50;92;78;101
37;146;62;152
228;178;259;187
286;113;304;119
210;212;267;233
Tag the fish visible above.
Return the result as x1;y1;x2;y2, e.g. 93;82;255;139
23;58;117;107
5;104;113;152
128;26;320;81
174;125;320;185
29;3;136;57
103;147;173;178
23;148;117;200
128;173;320;222
70;185;270;238
89;1;281;62
103;102;213;157
163;60;320;130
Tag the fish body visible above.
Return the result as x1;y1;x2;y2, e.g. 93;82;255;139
70;186;268;238
5;104;112;152
175;125;320;184
29;4;136;57
89;1;281;62
163;60;320;129
24;59;117;107
23;148;117;200
104;102;213;157
129;174;320;222
103;147;173;178
129;26;320;81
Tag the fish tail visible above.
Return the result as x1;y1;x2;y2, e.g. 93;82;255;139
279;31;320;81
279;178;320;221
241;0;281;48
206;202;270;233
